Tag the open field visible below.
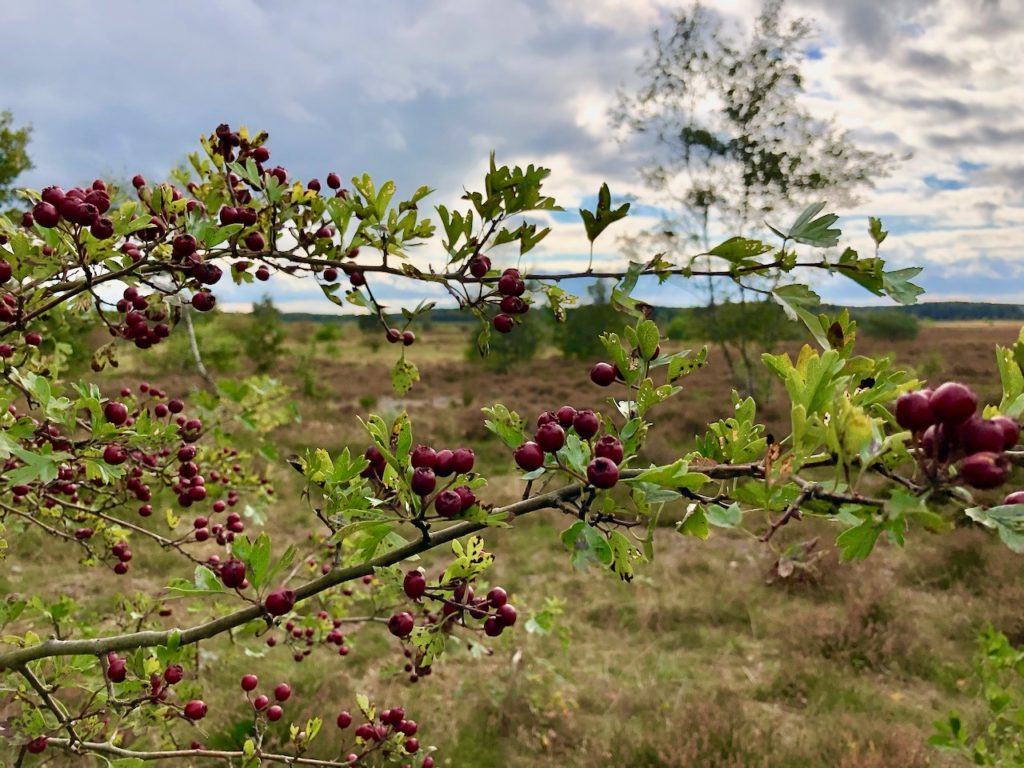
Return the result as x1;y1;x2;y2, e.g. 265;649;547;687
5;318;1022;766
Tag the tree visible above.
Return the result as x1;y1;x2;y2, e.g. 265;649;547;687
0;110;32;209
556;280;629;360
614;0;890;395
245;294;286;372
0;121;1019;767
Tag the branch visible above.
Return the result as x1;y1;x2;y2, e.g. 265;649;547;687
18;665;81;746
40;738;371;767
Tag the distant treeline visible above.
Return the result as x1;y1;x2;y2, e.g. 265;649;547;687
279;301;1024;326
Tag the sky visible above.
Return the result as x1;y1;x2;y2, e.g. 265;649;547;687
2;0;1022;312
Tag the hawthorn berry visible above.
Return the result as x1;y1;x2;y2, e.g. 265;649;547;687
493;313;514;333
164;664;184;685
411;445;437;469
535;422;566;453
411;467;437;496
402;330;415;346
594;435;624;464
929;382;977;424
240;673;259;691
326;172;342;189
183;700;208;720
435;449;455;477
469;256;490;277
959;416;1006;454
337;711;352;729
587;457;620;489
403;570;427;600
993;416;1020;449
451;447;475;473
435;489;463;518
32;201;60;228
24;331;42;347
221;559;246;588
350;270;365;287
895;391;934;432
484;616;503;637
273;683;292;701
487;586;508;607
26;736;48;753
959;451;1009;489
572;409;599;439
497;603;517;626
1004;491;1024;505
255;266;271;281
0;259;10;283
253;694;270;710
323;267;338;282
514;442;544;471
192;291;216;312
555;406;577;427
103;445;127;465
387;328;402;343
404;737;420;754
267;705;284;721
264;588;296;616
590;362;617;386
104;401;129;425
388;611;415;638
455;485;476;510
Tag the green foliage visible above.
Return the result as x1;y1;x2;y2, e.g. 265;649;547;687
467;307;548;372
931;627;1024;765
853;309;920;341
0;110;32;210
244;295;286;373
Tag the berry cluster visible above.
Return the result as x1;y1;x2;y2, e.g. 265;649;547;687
488;267;531;334
343;705;428;764
895;381;1020;489
239;675;292;722
398;568;518;642
512;405;622;489
28;180;113;238
363;443;480;519
111;286;172;348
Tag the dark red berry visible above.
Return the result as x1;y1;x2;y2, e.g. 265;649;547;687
993;416;1020;450
164;664;184;685
26;736;48;754
240;674;258;691
184;700;208;720
455;485;476;511
220;559;246;588
434;489;463;518
411;467;436;496
336;711;352;729
929;382;977;424
435;449;455;477
403;571;426;600
451;447;475;474
410;445;437;469
535;422;566;453
493;314;514;333
326;172;342;189
1003;491;1024;505
267;704;284;721
895;391;934;432
497;603;517;626
32;201;60;228
587;457;620;489
959;416;1006;454
513;442;544;471
555;406;577;428
264;588;296;616
594;436;624;464
572;410;599;439
273;683;291;701
469;256;490;277
104;401;129;425
590;362;617;386
487;587;508;607
959;452;1009;489
388;611;415;638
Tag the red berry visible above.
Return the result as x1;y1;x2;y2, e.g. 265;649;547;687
403;570;426;600
221;560;246;588
469;256;490;277
455;485;477;511
590;362;617;386
24;331;42;347
32;201;60;228
388;611;415;637
451;447;475;474
0;259;9;283
487;587;508;607
959;416;1006;454
1004;491;1024;505
240;674;258;691
572;410;599;439
435;489;463;518
104;401;129;425
326;172;342;189
404;737;420;754
587;457;620;489
192;291;216;312
493;314;514;333
253;694;270;710
535;422;566;453
434;449;455;477
513;442;544;471
555;406;577;427
929;382;977;424
337;711;352;729
264;588;296;616
594;435;624;464
273;683;292;702
411;467;437;496
993;416;1020;450
895;391;934;432
484;616;503;637
350;271;365;287
183;700;208;721
497;603;517;626
103;445;127;465
26;736;48;754
410;445;437;469
959;452;1009;489
267;704;284;721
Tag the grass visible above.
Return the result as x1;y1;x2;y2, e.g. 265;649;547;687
11;318;1024;766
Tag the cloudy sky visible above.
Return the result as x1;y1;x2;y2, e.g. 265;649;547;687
3;0;1022;311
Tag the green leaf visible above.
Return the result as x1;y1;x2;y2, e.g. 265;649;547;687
391;356;419;395
966;504;1024;552
772;284;829;350
636;319;660;361
627;459;708;490
778;201;841;247
706;503;742;528
579;183;630;244
707;237;773;262
677;507;710;539
868;217;888;246
482;404;526;449
882;267;925;305
836;520;881;560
